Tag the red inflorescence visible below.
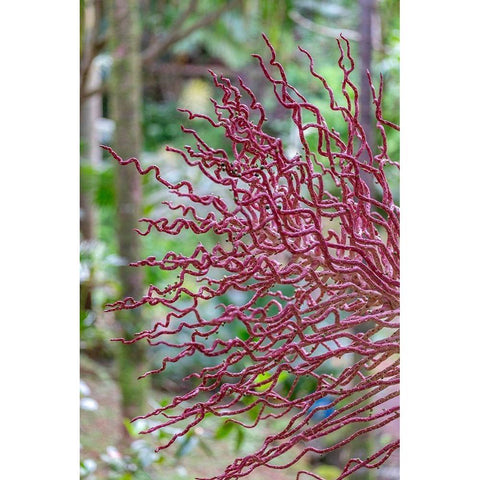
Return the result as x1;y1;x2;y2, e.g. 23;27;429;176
103;34;399;480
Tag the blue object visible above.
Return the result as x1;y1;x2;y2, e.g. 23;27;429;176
308;397;335;421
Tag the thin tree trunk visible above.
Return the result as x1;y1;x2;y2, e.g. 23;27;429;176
80;59;102;245
80;1;103;313
359;0;375;168
108;0;149;431
348;4;377;478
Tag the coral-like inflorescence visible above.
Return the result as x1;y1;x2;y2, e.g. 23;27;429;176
103;34;399;480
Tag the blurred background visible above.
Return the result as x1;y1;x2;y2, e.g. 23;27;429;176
80;1;399;479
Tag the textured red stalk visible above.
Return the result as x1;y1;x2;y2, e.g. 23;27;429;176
102;34;399;479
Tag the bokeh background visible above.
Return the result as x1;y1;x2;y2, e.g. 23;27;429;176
80;1;399;479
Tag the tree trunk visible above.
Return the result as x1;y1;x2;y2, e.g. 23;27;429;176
359;0;374;144
80;79;101;314
80;1;103;313
347;4;377;478
358;0;376;198
108;0;149;432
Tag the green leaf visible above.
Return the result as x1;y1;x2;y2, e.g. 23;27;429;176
215;420;235;439
277;370;290;384
118;474;133;480
315;464;342;480
234;425;245;454
235;325;250;341
123;418;139;438
254;371;273;392
247;403;262;421
241;395;255;405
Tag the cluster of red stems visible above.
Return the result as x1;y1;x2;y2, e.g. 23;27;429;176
103;34;399;480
